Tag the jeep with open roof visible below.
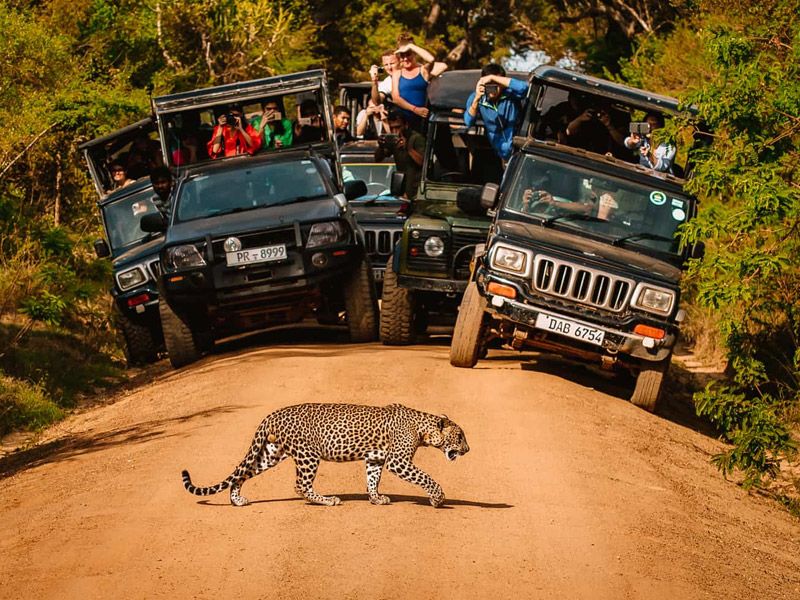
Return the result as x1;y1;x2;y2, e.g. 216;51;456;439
379;69;528;344
449;67;702;411
80;117;166;366
142;70;377;368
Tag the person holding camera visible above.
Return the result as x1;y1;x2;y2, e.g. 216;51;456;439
294;99;326;145
369;51;399;106
356;98;389;140
464;63;529;161
207;105;260;159
250;100;293;150
624;112;676;174
374;110;426;200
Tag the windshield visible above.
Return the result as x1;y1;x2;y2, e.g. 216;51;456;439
175;159;328;222
502;154;692;257
342;162;396;199
102;188;161;250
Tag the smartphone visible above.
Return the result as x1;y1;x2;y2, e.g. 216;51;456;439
298;116;313;126
629;122;651;135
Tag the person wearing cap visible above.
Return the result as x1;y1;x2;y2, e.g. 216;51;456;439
390;33;447;130
464;63;529;161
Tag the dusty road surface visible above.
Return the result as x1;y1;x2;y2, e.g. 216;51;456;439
1;328;799;600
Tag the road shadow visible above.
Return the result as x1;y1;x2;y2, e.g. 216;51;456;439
196;493;512;509
517;352;718;439
0;405;242;478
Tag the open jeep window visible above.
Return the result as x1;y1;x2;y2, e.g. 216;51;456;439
175;160;328;222
342;162;396;198
503;154;692;258
102;188;161;251
80;119;162;196
160;89;329;169
426;117;503;185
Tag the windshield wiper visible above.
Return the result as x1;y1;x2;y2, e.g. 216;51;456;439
612;232;675;247
272;193;329;207
543;213;606;226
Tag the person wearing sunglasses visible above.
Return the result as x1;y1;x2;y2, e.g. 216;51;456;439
109;161;134;190
391;33;447;131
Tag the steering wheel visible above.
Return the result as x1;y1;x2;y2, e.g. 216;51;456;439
438;171;466;183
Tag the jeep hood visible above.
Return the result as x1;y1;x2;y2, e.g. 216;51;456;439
351;202;407;225
416;201;491;230
495;219;682;283
167;198;341;243
112;235;164;268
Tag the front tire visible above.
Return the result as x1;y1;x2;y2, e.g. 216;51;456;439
344;259;378;342
379;256;416;345
630;358;670;412
115;308;161;367
450;282;487;368
159;299;202;368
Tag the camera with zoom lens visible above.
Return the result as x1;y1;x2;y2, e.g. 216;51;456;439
377;66;385;74
379;133;399;149
484;83;500;96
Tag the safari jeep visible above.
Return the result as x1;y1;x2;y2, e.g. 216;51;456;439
142;70;377;368
80;118;166;366
379;70;527;344
450;68;703;411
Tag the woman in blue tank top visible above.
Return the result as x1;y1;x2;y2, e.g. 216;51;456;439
391;35;447;130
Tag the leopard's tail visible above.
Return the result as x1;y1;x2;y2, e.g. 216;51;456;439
181;469;234;496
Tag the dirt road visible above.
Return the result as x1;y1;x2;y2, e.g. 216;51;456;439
1;328;799;599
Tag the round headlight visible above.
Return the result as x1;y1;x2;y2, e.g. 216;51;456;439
223;237;242;253
424;236;445;257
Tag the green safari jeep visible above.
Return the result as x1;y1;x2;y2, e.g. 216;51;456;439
380;70;528;344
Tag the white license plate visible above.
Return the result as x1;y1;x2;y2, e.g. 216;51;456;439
226;244;287;266
534;313;605;346
373;268;385;282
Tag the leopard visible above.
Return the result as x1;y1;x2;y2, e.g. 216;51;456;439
181;403;470;508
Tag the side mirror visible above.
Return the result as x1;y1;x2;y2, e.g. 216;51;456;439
344;179;367;200
140;212;167;233
480;183;500;210
390;172;405;198
456;187;484;216
93;238;110;258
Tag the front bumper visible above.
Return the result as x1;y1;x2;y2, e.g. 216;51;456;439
398;274;468;294
480;278;677;365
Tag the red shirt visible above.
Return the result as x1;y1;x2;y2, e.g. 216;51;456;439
207;124;261;158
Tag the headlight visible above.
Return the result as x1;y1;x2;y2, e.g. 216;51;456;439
116;266;147;291
424;236;445;257
632;284;675;315
490;245;529;275
307;221;347;248
165;244;207;270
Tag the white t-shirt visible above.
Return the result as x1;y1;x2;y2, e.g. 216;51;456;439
378;75;392;99
356;109;385;137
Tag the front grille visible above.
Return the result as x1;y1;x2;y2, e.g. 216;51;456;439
364;228;402;258
147;259;161;280
452;228;485;280
533;255;634;312
211;226;297;260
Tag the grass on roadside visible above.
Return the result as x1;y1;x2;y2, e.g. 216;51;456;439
0;321;126;437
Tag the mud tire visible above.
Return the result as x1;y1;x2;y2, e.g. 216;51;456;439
344;259;378;342
449;282;487;368
379;257;416;345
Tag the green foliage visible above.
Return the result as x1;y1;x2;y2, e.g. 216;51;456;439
19;292;67;326
0;375;63;438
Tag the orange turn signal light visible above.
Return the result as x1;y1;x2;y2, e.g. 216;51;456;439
634;324;665;339
487;282;517;299
168;275;184;283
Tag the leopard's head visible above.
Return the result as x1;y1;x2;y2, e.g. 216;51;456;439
423;416;470;461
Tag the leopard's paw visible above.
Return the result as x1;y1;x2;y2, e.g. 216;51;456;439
369;494;391;505
429;489;445;508
322;495;341;506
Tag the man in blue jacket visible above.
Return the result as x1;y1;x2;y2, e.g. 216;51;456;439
464;64;529;161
